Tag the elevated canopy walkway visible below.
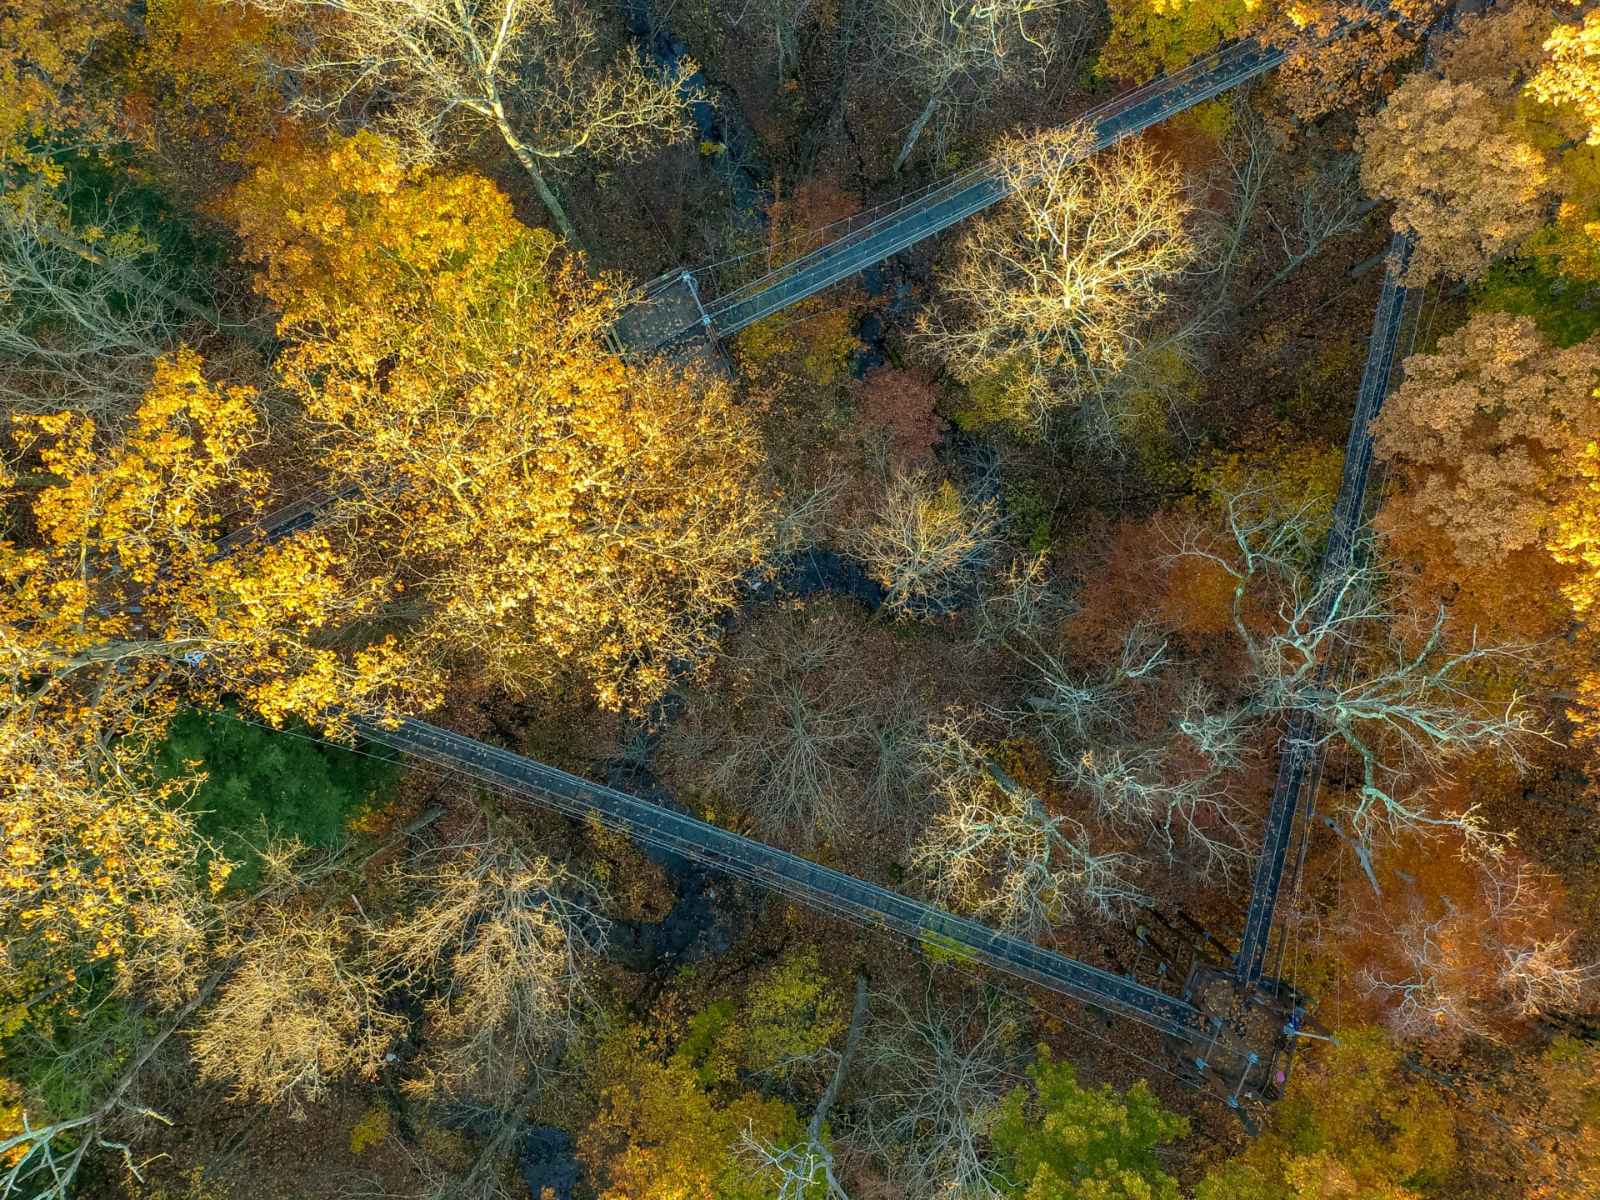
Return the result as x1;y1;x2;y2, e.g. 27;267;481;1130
619;37;1290;355
1235;233;1417;988
356;715;1310;1114
229;11;1437;1121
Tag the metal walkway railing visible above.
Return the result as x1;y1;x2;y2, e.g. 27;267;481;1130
1234;233;1416;987
354;714;1214;1042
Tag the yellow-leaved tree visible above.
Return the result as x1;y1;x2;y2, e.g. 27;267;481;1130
1;339;430;982
1527;7;1600;146
1;343;433;1179
0;713;218;1011
226;133;777;710
1549;435;1600;751
0;0;126;168
1;346;428;731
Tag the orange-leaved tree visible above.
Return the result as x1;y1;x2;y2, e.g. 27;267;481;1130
227;133;777;711
1371;311;1600;644
1326;827;1595;1046
129;0;297;177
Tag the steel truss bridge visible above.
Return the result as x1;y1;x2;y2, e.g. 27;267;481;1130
230;14;1429;1120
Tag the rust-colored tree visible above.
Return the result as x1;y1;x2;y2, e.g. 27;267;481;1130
1327;830;1596;1046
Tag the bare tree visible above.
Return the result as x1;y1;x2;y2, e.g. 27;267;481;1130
0;207;174;416
1356;856;1599;1045
1;972;229;1200
189;905;402;1114
852;470;1000;617
915;127;1195;432
885;0;1077;173
666;604;935;846
256;0;692;242
971;551;1070;649
1236;153;1370;314
373;836;607;1099
1008;626;1252;875
1170;491;1544;849
731;0;825;86
849;983;1024;1200
913;716;1146;935
741;973;870;1200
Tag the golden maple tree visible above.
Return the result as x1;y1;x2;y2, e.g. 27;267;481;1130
226;133;777;710
0;710;219;1011
1528;7;1600;146
1;345;427;730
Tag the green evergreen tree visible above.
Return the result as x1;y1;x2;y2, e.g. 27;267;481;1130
155;710;396;887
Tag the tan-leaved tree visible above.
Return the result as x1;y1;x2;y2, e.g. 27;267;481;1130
1359;75;1555;282
190;906;402;1113
255;0;692;242
1371;311;1600;640
374;839;606;1099
915;126;1194;432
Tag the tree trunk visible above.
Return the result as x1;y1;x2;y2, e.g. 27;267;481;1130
490;109;584;249
38;226;274;350
894;90;942;175
810;972;870;1142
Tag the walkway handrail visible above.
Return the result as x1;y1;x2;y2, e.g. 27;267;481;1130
355;714;1214;1041
1233;233;1416;987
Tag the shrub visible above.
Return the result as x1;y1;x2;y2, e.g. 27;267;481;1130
154;710;398;887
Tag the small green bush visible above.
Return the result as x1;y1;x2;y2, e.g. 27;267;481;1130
1474;256;1600;348
155;711;398;888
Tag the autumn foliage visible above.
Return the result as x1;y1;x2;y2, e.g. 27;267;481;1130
1372;311;1600;642
228;134;776;710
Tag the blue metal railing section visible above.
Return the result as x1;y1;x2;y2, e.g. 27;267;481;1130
1233;234;1415;987
354;714;1214;1041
